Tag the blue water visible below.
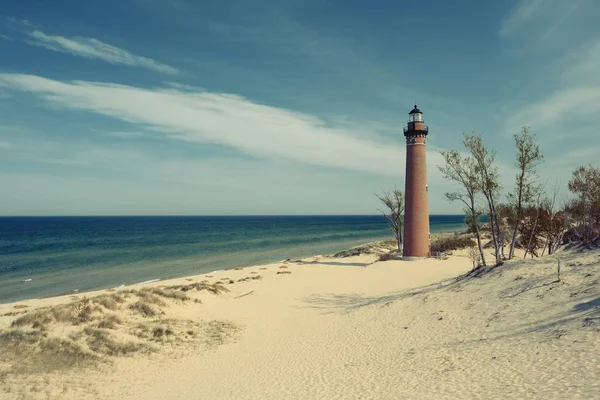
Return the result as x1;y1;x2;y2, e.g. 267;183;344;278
0;215;466;303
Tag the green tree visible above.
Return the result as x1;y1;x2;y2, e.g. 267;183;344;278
376;189;405;250
463;133;503;265
508;127;544;259
567;165;600;241
438;150;486;267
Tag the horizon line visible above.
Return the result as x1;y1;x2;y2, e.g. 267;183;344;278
0;214;467;218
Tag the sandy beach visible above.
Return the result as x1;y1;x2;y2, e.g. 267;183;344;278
1;242;599;399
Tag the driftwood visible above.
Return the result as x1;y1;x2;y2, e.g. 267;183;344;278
234;290;255;299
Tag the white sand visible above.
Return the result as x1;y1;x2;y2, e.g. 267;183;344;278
1;249;599;399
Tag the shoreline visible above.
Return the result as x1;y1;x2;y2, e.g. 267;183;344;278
1;230;469;306
0;233;397;304
0;237;402;310
0;230;475;308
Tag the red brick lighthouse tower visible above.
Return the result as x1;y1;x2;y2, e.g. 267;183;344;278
402;105;430;260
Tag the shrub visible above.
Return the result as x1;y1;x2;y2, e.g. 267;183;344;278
430;235;476;254
96;314;123;330
129;301;158;317
95;296;119;310
378;252;396;261
74;297;93;323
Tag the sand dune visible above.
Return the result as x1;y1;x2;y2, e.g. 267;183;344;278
0;247;598;399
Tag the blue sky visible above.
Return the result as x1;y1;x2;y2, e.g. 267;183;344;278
1;0;599;216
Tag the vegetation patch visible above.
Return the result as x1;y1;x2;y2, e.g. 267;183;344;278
0;282;236;380
378;252;397;262
430;235;476;254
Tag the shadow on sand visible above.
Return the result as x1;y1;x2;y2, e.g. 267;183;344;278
300;276;461;315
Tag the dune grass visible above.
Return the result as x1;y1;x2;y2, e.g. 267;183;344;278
0;282;238;379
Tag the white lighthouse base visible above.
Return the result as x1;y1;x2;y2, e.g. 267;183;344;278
401;256;427;261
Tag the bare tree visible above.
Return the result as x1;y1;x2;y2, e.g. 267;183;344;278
508;126;544;259
567;165;600;242
376;189;405;250
495;202;516;256
539;179;567;256
522;189;545;258
463;133;503;265
438;150;486;267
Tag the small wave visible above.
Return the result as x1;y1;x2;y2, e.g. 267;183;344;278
137;279;160;285
21;278;33;282
210;269;225;274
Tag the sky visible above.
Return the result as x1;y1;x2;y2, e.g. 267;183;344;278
1;0;599;216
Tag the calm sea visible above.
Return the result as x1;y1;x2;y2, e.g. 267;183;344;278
0;215;465;303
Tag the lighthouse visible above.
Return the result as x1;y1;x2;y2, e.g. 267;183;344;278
402;105;430;260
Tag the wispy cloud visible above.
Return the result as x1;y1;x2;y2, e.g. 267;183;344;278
500;0;600;144
105;131;144;139
24;29;178;75
499;0;579;38
506;87;600;131
0;73;416;177
0;33;11;41
499;0;546;37
562;40;600;85
0;141;11;149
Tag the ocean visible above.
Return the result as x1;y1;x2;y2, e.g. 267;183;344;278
0;215;466;303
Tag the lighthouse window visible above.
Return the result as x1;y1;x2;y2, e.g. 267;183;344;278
410;138;416;144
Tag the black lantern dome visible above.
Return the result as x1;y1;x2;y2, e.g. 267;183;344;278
408;105;423;122
403;104;428;137
409;105;422;114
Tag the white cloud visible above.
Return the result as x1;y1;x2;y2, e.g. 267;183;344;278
506;87;600;132
562;40;600;85
499;0;579;38
499;0;546;37
0;34;11;41
0;137;453;215
105;131;144;139
0;73;417;177
25;30;178;75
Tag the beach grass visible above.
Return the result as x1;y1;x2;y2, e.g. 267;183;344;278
0;282;239;379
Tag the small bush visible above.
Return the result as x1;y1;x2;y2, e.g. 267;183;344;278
97;314;123;330
467;246;481;269
136;289;167;306
150;288;190;301
430;235;476;254
95;296;119;310
83;327;146;356
152;326;175;339
74;297;93;323
172;282;229;294
11;311;53;329
129;301;158;317
11;301;97;328
378;252;396;261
